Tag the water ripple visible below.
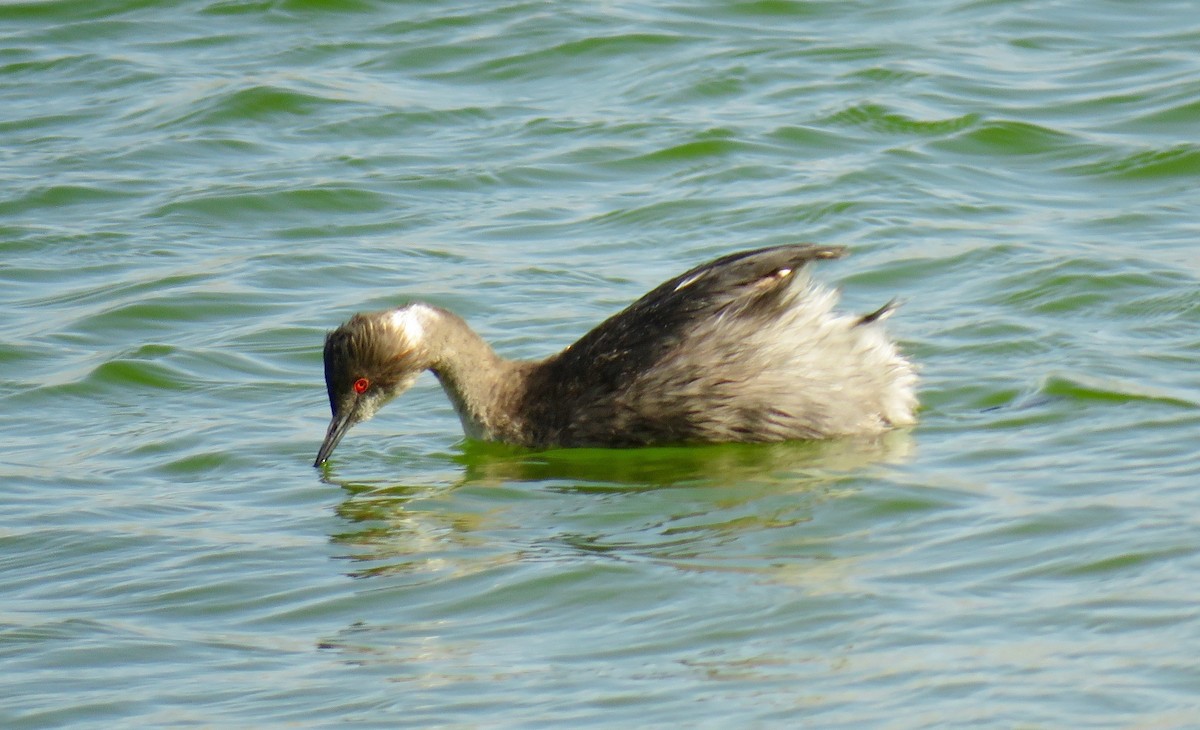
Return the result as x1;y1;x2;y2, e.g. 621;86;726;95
3;0;1200;726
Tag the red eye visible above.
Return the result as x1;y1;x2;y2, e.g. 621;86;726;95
353;378;370;394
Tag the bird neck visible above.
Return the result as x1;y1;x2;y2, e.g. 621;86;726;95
422;307;528;441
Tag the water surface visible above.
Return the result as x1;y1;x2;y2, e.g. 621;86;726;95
3;0;1200;726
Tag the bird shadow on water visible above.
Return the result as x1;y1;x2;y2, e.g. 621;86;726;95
450;430;916;489
314;435;918;672
320;431;916;581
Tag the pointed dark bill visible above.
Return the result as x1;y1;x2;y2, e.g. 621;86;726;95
314;408;355;467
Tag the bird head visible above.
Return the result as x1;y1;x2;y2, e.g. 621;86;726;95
314;307;432;466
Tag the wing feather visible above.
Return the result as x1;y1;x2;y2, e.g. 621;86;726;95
540;244;845;395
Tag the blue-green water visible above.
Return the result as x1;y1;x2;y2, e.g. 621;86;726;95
4;0;1200;726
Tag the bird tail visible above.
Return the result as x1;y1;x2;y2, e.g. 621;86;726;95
854;298;900;326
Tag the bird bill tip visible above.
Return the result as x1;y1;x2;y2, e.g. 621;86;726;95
314;413;352;468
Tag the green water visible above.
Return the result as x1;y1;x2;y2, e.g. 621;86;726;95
3;0;1199;726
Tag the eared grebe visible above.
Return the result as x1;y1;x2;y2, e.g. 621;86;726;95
315;245;916;466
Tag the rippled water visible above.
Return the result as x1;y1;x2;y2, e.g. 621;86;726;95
4;0;1199;726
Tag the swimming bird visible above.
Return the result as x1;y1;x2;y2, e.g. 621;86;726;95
315;245;916;466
